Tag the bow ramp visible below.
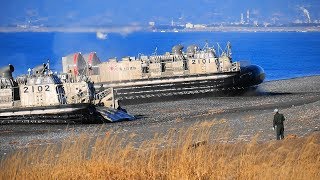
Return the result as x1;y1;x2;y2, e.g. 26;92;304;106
95;106;135;122
94;87;136;122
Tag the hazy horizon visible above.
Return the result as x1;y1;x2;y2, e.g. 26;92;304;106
1;0;320;30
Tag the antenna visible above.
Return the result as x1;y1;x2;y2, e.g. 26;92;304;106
47;59;50;71
216;43;223;56
223;42;232;58
203;40;209;50
152;47;158;56
138;53;143;59
227;41;232;58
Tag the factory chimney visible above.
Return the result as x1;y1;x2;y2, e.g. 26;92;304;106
241;13;244;24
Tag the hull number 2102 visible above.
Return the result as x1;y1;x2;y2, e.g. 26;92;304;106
23;85;50;93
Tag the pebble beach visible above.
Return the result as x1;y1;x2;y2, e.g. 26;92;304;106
0;75;320;157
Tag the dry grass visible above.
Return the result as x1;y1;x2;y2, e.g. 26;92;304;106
1;121;320;180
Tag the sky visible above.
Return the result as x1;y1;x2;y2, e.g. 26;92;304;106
1;0;320;28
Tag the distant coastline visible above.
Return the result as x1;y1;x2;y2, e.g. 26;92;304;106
158;26;320;33
0;26;320;33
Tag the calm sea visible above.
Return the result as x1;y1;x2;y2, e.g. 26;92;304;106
0;32;319;80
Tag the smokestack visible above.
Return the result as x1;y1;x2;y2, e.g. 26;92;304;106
241;13;244;24
300;7;311;23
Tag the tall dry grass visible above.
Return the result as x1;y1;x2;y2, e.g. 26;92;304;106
1;120;320;180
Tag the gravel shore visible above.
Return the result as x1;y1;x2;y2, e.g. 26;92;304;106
1;76;320;157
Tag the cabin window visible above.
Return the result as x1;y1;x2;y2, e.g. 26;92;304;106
161;62;166;72
183;60;188;70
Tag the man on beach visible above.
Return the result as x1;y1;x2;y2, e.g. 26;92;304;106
273;109;285;140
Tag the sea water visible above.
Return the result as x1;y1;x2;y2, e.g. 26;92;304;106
0;32;319;80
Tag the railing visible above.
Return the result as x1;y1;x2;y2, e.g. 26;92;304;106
95;88;112;100
94;87;115;108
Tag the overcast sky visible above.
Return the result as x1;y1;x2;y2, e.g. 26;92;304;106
1;0;319;27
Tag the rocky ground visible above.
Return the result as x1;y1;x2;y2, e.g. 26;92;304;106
1;76;320;158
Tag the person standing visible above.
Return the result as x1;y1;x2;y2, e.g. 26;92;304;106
273;109;285;140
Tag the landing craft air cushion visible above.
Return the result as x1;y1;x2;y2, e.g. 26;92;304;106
0;63;135;124
62;42;265;104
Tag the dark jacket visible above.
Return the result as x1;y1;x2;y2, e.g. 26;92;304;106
273;112;285;128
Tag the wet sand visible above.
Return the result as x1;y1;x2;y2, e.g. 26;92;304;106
1;76;320;157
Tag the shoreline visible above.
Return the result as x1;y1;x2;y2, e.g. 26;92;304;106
264;74;320;82
1;28;320;33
